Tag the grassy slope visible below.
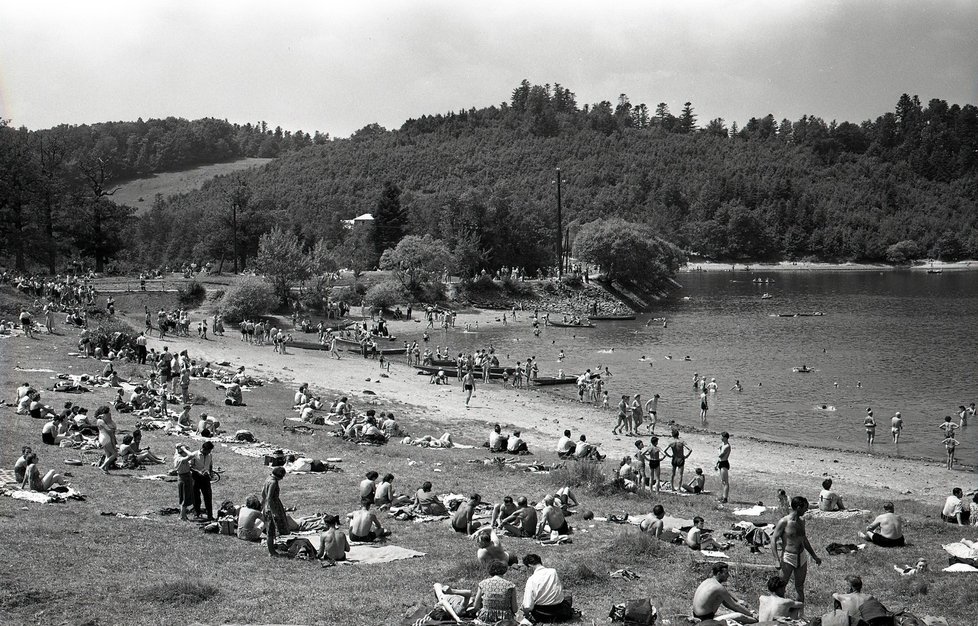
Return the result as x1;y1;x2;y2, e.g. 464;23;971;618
111;158;273;213
0;297;975;625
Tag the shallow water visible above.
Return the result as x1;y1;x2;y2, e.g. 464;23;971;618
435;270;978;464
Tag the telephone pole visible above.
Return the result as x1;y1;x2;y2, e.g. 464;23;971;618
554;167;564;278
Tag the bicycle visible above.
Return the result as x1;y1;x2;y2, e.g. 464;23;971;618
209;466;224;483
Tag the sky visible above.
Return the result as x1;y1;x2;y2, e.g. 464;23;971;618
1;0;976;138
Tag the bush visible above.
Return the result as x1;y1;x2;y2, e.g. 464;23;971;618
177;280;206;306
548;461;609;492
560;274;583;288
333;285;363;306
142;580;218;605
90;317;137;354
218;276;276;323
501;276;534;297
414;280;445;303
364;281;407;309
605;528;661;559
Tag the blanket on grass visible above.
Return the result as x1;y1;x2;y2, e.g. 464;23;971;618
278;533;426;565
807;509;869;520
2;486;85;504
0;469;18;485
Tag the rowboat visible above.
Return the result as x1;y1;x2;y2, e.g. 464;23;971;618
290;340;326;351
347;347;407;355
414;364;515;379
793;366;814;373
334;335;398;348
548;321;595;328
531;376;579;386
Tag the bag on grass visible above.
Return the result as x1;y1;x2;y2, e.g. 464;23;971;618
858;597;895;626
623;598;656;624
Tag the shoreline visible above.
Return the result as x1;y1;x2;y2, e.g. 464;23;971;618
119;307;976;506
682;259;978;273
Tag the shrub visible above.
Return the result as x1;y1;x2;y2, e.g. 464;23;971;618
364;281;407;309
548;461;609;492
177;280;206;306
218;276;276;323
560;274;583;288
143;580;218;605
501;276;534;297
605;528;661;559
90;317;137;354
414;280;445;303
333;285;363;305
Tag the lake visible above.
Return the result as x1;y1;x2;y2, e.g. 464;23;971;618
435;269;978;465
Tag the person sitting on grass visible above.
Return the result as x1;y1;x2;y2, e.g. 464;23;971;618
414;481;448;516
41;414;68;445
757;575;803;622
556;429;575;458
317;514;350;564
818;478;845;511
474;527;519;566
347;501;390;543
236;495;264;542
507;430;528;454
683;467;706;493
224;383;243;406
451;493;483;535
831;575;875;618
500;496;538;538
488;424;508;452
942;487;968;525
491;495;517;528
375;473;412;509
859;501;905;547
573;434;605;461
640;504;667;539
20;453;67;492
685;516;730;551
521;553;576;623
691;562;758;624
537;495;570;537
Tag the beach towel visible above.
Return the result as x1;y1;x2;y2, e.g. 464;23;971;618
700;550;729;559
0;469;18;485
3;487;85;504
808;509;869;520
100;511;153;520
277;533;426;565
942;542;978;561
626;514;694;532
132;474;173;481
733;505;768;516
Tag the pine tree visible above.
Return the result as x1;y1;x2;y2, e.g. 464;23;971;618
373;181;406;254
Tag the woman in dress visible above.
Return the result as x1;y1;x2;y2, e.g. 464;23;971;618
472;561;518;623
95;406;118;473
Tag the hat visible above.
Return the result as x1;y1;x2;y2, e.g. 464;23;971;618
895;412;901;416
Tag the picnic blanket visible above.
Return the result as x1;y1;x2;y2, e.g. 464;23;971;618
230;443;301;459
132;474;172;481
3;487;85;504
278;533;425;565
0;469;18;485
942;541;978;560
733;505;769;516
807;509;869;520
942;563;978;572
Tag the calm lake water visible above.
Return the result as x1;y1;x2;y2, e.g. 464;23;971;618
437;270;978;464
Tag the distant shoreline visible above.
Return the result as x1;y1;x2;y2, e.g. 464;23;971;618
682;259;978;272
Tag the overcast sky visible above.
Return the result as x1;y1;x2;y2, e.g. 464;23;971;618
1;0;976;137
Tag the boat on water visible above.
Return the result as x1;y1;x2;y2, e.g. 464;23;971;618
346;346;407;355
334;335;398;347
927;269;944;274
793;366;814;373
531;376;578;386
772;312;824;317
588;315;637;321
549;321;596;328
760;293;773;299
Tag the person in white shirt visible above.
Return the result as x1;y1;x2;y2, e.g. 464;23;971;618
488;424;507;452
555;430;574;458
521;554;574;623
507;431;528;454
942;487;967;525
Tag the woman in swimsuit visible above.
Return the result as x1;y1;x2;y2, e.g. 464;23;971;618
95;406;118;473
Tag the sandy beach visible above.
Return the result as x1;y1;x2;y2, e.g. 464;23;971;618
127;307;975;510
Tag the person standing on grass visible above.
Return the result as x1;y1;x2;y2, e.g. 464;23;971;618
261;466;288;555
645;436;663;492
191;441;215;520
717;432;731;504
95;406;118;473
173;443;196;521
772;495;821;603
462;369;475;409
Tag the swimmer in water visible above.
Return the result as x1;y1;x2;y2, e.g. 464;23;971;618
557;350;565;361
665;355;672;360
856;381;862;388
730;380;742;392
663;320;667;328
833;382;839;388
684;356;692;361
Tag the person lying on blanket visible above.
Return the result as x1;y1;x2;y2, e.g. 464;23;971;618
451;494;483;535
347;501;390;542
414;481;449;515
685;517;729;551
858;501;905;547
317;515;350;563
20;453;67;492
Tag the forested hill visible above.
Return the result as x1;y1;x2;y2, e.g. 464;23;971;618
132;84;977;271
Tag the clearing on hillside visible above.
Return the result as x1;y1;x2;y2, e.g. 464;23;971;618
112;158;273;212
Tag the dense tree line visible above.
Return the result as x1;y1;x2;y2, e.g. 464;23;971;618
0;117;322;272
4;82;977;277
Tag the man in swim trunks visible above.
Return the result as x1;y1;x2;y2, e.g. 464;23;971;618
317;514;350;563
864;408;876;445
644;394;660;434
348;501;389;542
536;495;570;536
359;471;379;506
645;436;663;492
500;496;538;538
772;495;821;602
691;562;758;623
451;493;482;535
664;428;692;491
891;412;904;444
859;501;905;547
717;432;731;503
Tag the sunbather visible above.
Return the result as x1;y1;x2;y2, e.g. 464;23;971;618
757;575;803;621
474;527;518;566
537;495;570;536
451;494;483;535
683;467;706;493
414;481;448;515
640;504;666;539
20;453;66;491
859;502;905;547
374;473;412;508
500;496;538;537
691;562;758;623
491;495;517;527
818;478;845;511
317;515;350;563
685;516;729;551
347;501;390;542
237;495;264;542
224;383;243;406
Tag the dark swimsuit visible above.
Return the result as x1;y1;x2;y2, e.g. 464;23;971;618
717;460;730;470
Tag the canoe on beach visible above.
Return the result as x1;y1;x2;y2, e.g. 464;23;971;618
548;321;596;328
334;335;398;348
588;315;637;321
346;347;407;355
414;364;515;379
531;376;579;386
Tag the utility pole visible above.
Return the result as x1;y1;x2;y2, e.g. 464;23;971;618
231;201;239;274
554;167;564;278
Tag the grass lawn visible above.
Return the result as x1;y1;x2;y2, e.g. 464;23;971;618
1;297;975;625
